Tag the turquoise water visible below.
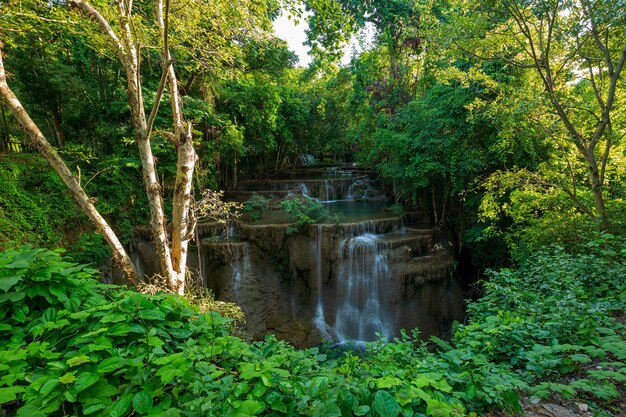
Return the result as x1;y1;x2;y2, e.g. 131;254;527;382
241;201;396;225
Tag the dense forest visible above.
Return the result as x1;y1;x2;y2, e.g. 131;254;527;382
0;0;624;416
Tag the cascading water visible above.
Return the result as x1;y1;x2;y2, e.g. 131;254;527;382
313;225;336;340
127;165;464;348
314;230;395;343
230;243;250;300
333;233;394;342
130;252;144;280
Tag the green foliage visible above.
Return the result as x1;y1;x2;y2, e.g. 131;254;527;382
243;193;272;221
280;198;329;234
477;169;626;259
0;247;236;416
2;240;624;416
386;203;405;216
454;237;626;409
0;155;87;251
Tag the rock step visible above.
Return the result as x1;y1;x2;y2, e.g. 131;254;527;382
224;190;297;202
263;167;375;179
391;250;455;285
376;232;434;257
236;177;367;191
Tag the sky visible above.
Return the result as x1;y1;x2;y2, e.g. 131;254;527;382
272;11;375;67
272;11;313;67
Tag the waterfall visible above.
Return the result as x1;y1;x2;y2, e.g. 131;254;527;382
313;225;336;340
323;180;334;201
130;252;144;280
297;154;315;166
231;243;250;300
332;233;394;342
299;182;312;200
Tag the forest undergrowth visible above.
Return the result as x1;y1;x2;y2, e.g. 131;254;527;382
0;235;624;417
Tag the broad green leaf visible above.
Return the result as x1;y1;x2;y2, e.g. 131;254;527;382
312;401;342;417
376;376;402;388
83;403;107;415
67;355;91;367
40;378;60;395
373;391;400;417
0;275;21;292
0;291;25;303
156;366;183;384
228;399;262;417
0;386;26;404
354;405;370;416
426;399;452;417
133;391;153;414
74;372;99;393
109;394;132;417
139;308;166;321
101;312;127;323
97;357;125;374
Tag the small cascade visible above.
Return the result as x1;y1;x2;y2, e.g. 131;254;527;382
322;180;334;201
130;252;144;280
297;154;315;166
299;182;321;203
230;243;250;301
313;225;336;340
330;233;394;343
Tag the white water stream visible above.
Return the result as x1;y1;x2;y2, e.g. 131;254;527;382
314;229;394;343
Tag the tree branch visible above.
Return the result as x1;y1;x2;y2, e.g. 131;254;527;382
146;61;171;140
67;0;127;63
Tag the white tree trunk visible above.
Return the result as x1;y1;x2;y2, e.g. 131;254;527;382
157;0;197;295
69;0;198;293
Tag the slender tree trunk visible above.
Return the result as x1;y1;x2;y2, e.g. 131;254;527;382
51;103;65;150
69;0;179;288
0;46;141;285
1;99;10;150
124;53;176;285
431;187;439;226
157;0;197;295
583;150;610;231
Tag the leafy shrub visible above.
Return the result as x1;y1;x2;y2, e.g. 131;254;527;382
0;247;524;416
243;193;272;221
0;155;86;250
1;241;623;416
454;236;626;407
386;203;404;216
280;198;329;234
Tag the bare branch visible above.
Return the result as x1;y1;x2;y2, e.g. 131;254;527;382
146;61;171;139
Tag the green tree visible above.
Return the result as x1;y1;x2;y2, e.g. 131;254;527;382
0;0;279;292
450;0;626;230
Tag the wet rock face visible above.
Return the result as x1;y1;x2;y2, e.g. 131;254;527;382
126;221;464;348
125;167;465;348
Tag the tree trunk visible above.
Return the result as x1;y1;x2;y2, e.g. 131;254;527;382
69;0;178;289
0;46;141;285
122;34;177;287
51;103;66;150
1;99;9;150
158;0;197;295
583;149;610;231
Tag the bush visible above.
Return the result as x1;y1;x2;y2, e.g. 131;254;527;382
1;241;623;416
0;155;86;251
0;247;523;416
454;235;626;406
280;198;329;234
243;193;272;221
